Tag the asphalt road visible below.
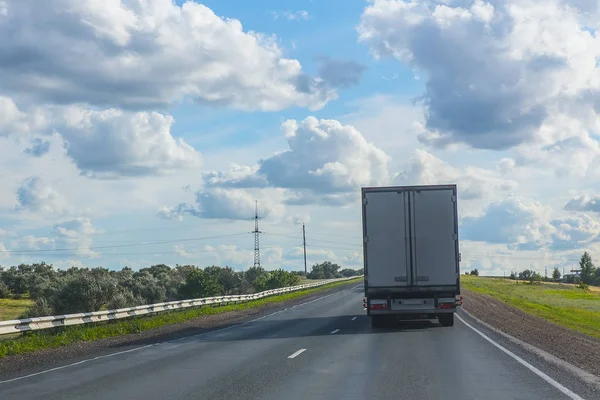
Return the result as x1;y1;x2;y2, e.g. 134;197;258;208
0;284;595;400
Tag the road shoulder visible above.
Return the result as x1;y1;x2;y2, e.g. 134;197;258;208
460;289;600;398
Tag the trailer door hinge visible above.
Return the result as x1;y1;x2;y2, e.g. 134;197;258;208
363;198;368;205
453;233;458;240
364;236;369;243
451;195;457;202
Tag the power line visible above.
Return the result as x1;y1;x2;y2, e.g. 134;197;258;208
1;233;248;254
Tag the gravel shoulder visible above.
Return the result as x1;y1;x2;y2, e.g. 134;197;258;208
0;281;360;380
462;288;600;377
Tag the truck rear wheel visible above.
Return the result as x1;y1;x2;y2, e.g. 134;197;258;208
438;313;454;327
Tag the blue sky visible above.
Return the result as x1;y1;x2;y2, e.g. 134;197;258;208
0;0;599;275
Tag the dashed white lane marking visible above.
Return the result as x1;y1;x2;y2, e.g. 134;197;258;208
456;314;586;400
330;329;340;334
287;349;307;359
351;317;357;321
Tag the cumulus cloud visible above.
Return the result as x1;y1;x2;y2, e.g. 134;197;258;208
357;0;600;150
6;217;99;258
0;1;333;112
158;188;286;221
56;106;202;178
0;96;47;136
514;129;600;179
201;117;391;205
394;149;517;212
564;194;600;213
2;98;202;178
461;196;600;251
23;138;51;157
15;176;70;216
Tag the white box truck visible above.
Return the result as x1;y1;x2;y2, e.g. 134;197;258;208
361;184;462;328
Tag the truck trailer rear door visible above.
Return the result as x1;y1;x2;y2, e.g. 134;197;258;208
410;187;459;287
363;190;411;287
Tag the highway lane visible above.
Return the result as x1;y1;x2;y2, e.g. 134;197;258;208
0;284;594;400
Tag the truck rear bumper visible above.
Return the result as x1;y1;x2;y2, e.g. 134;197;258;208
369;308;455;316
365;296;462;316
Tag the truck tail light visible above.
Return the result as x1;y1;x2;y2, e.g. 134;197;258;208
370;303;387;310
439;303;455;309
455;295;463;306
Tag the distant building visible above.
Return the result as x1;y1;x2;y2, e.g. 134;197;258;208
562;273;581;283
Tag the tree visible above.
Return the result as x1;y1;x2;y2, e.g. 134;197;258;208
244;266;268;289
339;268;360;277
579;252;596;285
470;269;479;276
179;269;222;299
307;261;341;279
518;269;533;280
552;267;561;281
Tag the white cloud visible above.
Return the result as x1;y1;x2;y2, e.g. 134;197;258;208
0;96;47;137
357;0;600;150
565;194;600;213
461;196;600;252
56;106;202;178
159;187;286;221
273;10;311;21
199;117;391;205
1;1;333;112
394;149;517;216
15;176;71;216
5;217;99;259
0;242;8;260
173;244;191;258
290;214;311;226
203;244;283;269
1;98;203;178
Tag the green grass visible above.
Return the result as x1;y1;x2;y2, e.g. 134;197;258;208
0;278;362;359
461;275;600;339
0;298;34;321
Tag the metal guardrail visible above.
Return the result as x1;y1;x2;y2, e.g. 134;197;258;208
0;276;362;336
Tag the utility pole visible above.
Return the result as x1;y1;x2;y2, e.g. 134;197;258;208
252;201;262;268
302;222;307;275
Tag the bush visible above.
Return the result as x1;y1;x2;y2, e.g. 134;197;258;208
107;289;145;310
577;282;590;291
19;297;53;319
0;281;11;298
0;261;346;315
50;272;120;314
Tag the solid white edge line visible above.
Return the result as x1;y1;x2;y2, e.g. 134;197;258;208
459;309;600;389
330;329;340;334
0;345;155;385
456;314;586;400
0;285;355;386
287;349;307;359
